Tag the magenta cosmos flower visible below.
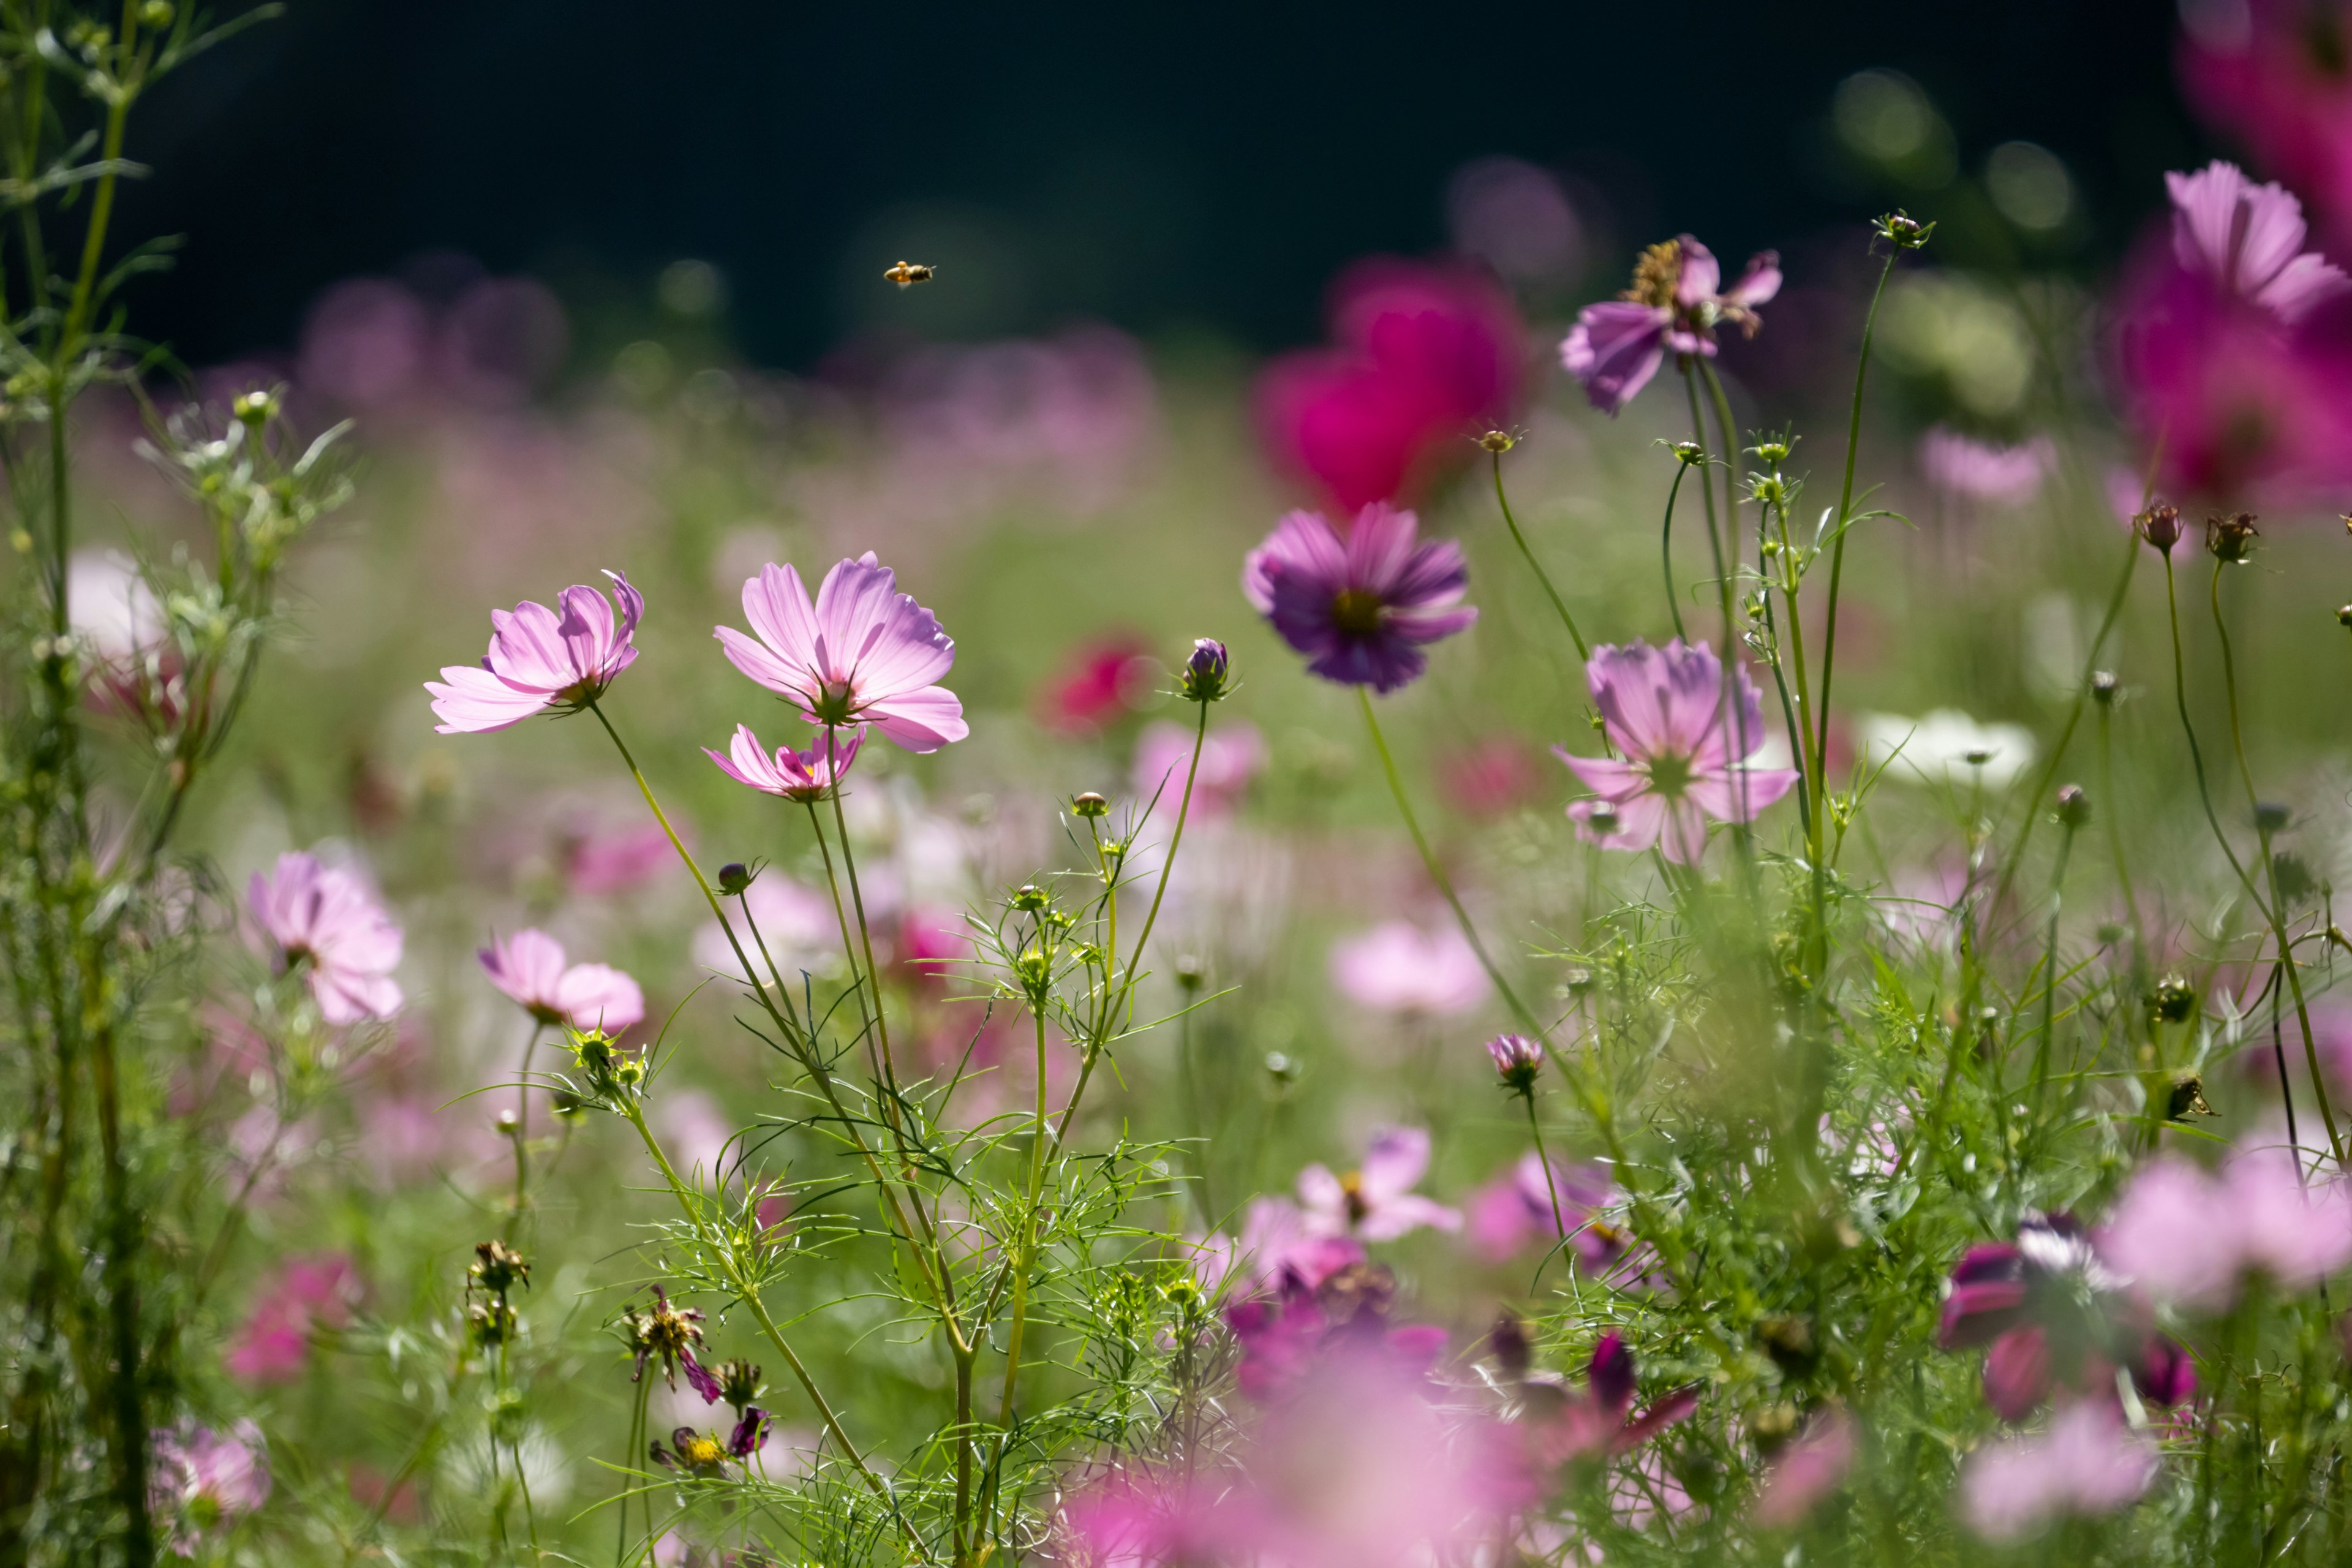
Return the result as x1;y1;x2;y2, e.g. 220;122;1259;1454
715;554;966;753
1556;638;1798;864
704;723;861;802
2181;2;2352;258
1243;502;1476;693
2166;160;2349;321
479;929;646;1033
426;570;642;733
249;851;404;1024
1561;235;1782;414
1297;1125;1461;1242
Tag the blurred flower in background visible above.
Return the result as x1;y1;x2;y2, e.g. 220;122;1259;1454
1918;426;2054;507
1330;920;1489;1017
2180;0;2352;257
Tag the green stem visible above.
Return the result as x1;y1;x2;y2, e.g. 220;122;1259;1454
1490;452;1588;660
997;1006;1051;1427
1658;459;1691;643
824;724;904;1102
1359;689;1545;1039
1522;1093;1566;1246
2029;823;2076;1112
1812;244;1900;826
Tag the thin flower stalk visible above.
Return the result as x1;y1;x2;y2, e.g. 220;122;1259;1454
1489;450;1589;660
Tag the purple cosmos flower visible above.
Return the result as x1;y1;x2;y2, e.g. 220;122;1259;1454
1242;502;1476;694
248;851;404;1025
1939;1213;2193;1423
1560;235;1782;414
2166;160;2350;323
1556;638;1800;864
1463;1153;1623;1263
1297;1126;1461;1242
703;723;861;802
478;929;646;1033
426;570;643;733
2099;1149;2352;1313
151;1419;271;1552
714;553;967;753
1961;1401;2157;1544
1329;919;1490;1016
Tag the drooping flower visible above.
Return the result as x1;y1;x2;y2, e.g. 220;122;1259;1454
478;929;646;1033
714;553;967;753
426;570;643;733
1556;638;1799;863
1750;1406;1858;1529
247;851;404;1024
151;1419;271;1554
1329;920;1490;1016
1919;427;2054;507
620;1286;720;1400
2098;1148;2352;1313
1961;1401;2157;1543
703;723;861;802
1254;258;1524;512
1508;1330;1701;1464
1297;1125;1461;1242
1242;502;1476;694
1561;235;1782;413
1939;1213;2193;1422
2165;160;2350;321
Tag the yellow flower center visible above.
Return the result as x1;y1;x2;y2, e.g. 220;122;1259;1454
1619;239;1683;309
1329;589;1385;636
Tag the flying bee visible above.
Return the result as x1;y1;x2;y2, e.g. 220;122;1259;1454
884;260;937;288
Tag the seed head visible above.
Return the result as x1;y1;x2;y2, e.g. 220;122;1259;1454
2166;1072;2217;1120
2206;511;2260;563
2151;973;2198;1024
2135;502;2183;554
470;1240;530;1295
1071;790;1109;819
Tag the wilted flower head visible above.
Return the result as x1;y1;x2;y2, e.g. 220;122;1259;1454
1297;1125;1461;1242
715;553;967;753
248;851;404;1024
1561;235;1782;413
479;928;645;1033
621;1285;721;1401
1329;920;1489;1016
703;722;861;802
1558;638;1799;863
1243;502;1476;693
650;1411;769;1477
1961;1401;2157;1543
426;570;643;733
150;1419;271;1554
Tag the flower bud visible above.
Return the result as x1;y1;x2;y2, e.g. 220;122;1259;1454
1011;883;1049;913
1071;790;1109;819
2338;605;2352;630
1874;211;1935;249
2054;784;2090;830
1174;954;1205;990
717;862;753;895
2090;669;2118;706
1180;638;1231;703
1485;1032;1543;1095
2151;973;2198;1024
231;388;276;426
1670;440;1704;467
2206;511;2259;563
2253;802;2291;834
496;1108;521;1136
1477;429;1518;454
2135;502;2182;554
1264;1050;1298;1087
1585;801;1623;836
138;0;173;26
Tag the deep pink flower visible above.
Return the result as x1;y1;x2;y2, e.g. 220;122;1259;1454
151;1419;271;1552
1919;427;2054;506
715;553;966;753
1751;1407;1856;1529
1329;919;1489;1016
224;1253;356;1384
704;723;861;802
2166;160;2349;320
247;851;404;1024
1037;632;1155;735
426;570;643;733
1243;502;1476;693
2100;1150;2352;1312
1961;1401;2156;1543
1297;1126;1461;1242
1561;235;1781;414
1521;1331;1700;1464
2180;6;2352;257
1557;638;1799;863
1254;258;1523;513
478;928;645;1033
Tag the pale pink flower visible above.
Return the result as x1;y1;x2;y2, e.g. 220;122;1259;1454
151;1419;271;1553
1298;1125;1461;1241
565;821;677;895
426;570;643;733
247;851;403;1024
478;928;645;1033
2166;160;2350;323
703;723;860;802
1919;427;2054;507
358;1097;443;1188
1199;1195;1369;1297
1131;717;1265;820
692;875;835;979
1961;1401;2156;1542
2102;1149;2352;1311
1751;1407;1857;1529
1561;235;1781;413
714;553;966;753
1557;638;1799;864
1329;920;1489;1016
659;1090;737;1183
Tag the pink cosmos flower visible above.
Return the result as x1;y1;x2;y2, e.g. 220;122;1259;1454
151;1419;271;1553
2180;2;2352;257
1750;1406;1857;1529
224;1253;356;1384
1193;1196;1370;1300
1518;1331;1700;1465
1561;235;1782;414
1242;502;1476;693
1463;1153;1621;1264
1254;258;1524;513
1131;717;1265;821
714;553;966;753
1919;427;2054;507
426;570;643;733
478;928;645;1033
1329;919;1490;1016
565;820;679;895
1297;1126;1461;1242
247;851;404;1024
2099;1149;2352;1312
2165;160;2350;320
703;723;861;802
1556;638;1800;863
1961;1401;2157;1543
